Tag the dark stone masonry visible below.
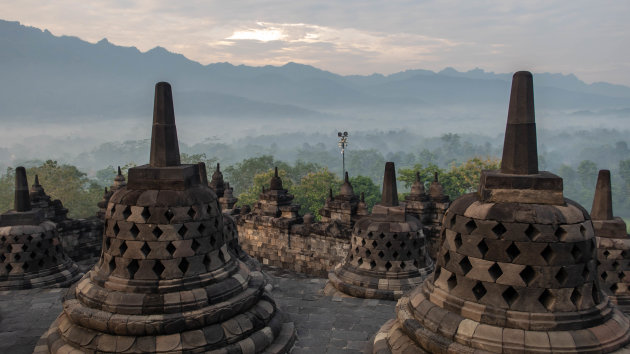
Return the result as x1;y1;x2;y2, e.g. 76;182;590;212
372;71;630;353
35;82;295;353
0;72;627;353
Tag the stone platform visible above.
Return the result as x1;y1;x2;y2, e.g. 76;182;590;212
0;266;396;354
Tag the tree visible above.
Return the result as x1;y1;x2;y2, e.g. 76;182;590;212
292;169;341;219
349;175;381;211
236;168;293;208
224;155;277;195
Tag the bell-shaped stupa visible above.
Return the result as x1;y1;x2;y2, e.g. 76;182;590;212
592;170;630;313
0;167;80;290
373;72;630;353
37;82;295;353
327;162;433;300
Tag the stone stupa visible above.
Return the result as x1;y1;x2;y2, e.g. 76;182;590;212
36;82;295;353
0;167;81;290
326;162;434;300
373;71;630;353
592;170;630;313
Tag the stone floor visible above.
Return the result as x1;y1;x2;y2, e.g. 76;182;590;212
0;266;396;354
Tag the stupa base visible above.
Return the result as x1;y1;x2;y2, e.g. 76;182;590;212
373;285;630;354
0;261;82;291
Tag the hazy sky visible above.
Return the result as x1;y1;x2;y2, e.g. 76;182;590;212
2;0;629;85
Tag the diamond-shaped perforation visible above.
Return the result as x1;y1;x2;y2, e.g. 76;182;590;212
541;245;555;264
165;209;175;222
5;263;12;272
492;223;507;237
613;260;621;270
365;249;371;257
582;264;590;279
506;242;520;261
465;220;477;234
166;242;176;256
459;257;472;275
571;244;582;261
210;235;216;247
141;207;151;221
603;250;610;258
488;263;503;281
622;250;629;259
129;224;140;238
21;244;27;252
555;267;568;285
472;282;487;300
378;251;385;259
477;239;489;256
357;258;363;266
198;223;206;235
611;283;619;293
178;225;188;237
400;261;406;269
454;233;462;249
38;259;44;267
379;233;385;239
385;261;392;271
0;254;5;262
400;241;406;248
369;260;377;269
502;286;518;306
127;259;139;278
113;222;120;236
140;242;151;257
122;206;132;220
367;232;373;238
434;267;442;281
26;235;33;242
218;250;226;263
108;257;116;273
372;240;378;248
570;288;582;306
392;251;399;258
520;265;536;285
539;289;555;310
443;251;451;265
202;255;211;270
554;226;567;240
14;254;21;261
152;226;163;239
392;233;398;239
22;262;29;271
525;224;540;240
447;273;457;290
620;272;626;280
601;272;608;281
385;241;392;248
187;207;196;220
179;258;189;274
29;252;36;259
105;237;111;250
119;242;128;256
153;260;165;277
579;224;587;237
361;239;366;247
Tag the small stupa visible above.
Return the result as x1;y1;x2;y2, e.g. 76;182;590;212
320;172;366;229
37;82;295;353
373;71;630;353
327;162;433;300
592;170;630;313
0;167;81;290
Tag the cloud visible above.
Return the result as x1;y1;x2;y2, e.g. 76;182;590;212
0;0;628;85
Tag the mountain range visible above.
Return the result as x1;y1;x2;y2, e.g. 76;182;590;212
1;19;628;129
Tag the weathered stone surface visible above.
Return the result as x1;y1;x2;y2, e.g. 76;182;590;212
373;71;630;353
327;162;433;300
36;82;294;353
0;169;81;290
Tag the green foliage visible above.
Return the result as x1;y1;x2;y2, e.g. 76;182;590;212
95;165;116;187
180;153;218;178
224;155;277;195
292;169;341;219
236;168;294;208
0;161;102;219
398;157;500;200
349;175;381;211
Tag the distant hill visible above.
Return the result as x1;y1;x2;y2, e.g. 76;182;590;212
1;19;629;125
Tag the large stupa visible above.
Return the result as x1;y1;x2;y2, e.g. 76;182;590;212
36;82;295;353
372;71;630;353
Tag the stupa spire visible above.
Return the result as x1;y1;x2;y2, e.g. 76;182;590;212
381;162;398;207
500;71;538;175
591;169;614;220
14;167;31;212
149;82;180;167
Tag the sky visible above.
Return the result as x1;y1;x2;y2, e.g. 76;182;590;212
1;0;629;86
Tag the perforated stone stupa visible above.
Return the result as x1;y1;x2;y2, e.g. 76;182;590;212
327;162;433;300
592;170;630;313
373;71;630;353
36;82;295;353
0;167;81;290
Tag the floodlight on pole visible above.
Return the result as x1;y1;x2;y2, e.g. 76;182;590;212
337;131;348;177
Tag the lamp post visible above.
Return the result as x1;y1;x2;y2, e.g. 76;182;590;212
337;131;348;177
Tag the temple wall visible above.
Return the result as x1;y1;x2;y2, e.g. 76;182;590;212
237;216;351;277
57;217;103;262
